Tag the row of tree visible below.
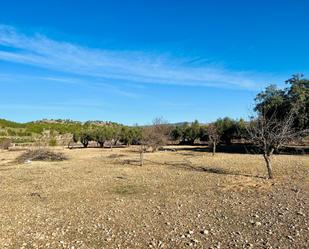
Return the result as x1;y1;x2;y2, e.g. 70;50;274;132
72;125;142;148
170;118;246;145
70;117;248;150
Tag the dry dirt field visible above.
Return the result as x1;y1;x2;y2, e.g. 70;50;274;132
0;146;308;249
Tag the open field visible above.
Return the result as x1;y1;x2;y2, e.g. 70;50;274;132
0;146;308;249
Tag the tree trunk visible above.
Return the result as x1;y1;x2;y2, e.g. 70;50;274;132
263;154;273;179
140;150;144;166
212;142;216;156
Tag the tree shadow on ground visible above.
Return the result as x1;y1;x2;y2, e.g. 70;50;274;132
174;144;258;154
68;144;127;150
172;143;309;155
144;159;265;179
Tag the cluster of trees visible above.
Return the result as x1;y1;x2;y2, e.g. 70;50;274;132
254;74;309;130
72;125;142;148
0;119;84;136
25;121;84;135
170;118;246;152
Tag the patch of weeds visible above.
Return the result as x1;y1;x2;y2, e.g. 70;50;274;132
114;184;143;196
200;167;228;174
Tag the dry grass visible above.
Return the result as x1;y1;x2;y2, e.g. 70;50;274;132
0;146;308;248
0;138;11;150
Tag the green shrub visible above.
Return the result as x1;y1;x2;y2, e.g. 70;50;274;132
49;138;57;146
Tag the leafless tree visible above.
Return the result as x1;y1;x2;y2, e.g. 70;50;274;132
139;118;170;166
246;111;308;179
207;124;220;156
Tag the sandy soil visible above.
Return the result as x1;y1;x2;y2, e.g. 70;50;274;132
0;146;308;249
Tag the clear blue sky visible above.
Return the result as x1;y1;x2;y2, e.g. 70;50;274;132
1;0;308;124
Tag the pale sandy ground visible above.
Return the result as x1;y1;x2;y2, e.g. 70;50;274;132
0;146;308;249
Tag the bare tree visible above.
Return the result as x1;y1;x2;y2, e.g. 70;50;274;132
139;144;147;166
246;111;308;179
139;118;170;166
207;124;220;156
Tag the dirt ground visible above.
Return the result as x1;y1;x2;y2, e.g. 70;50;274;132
0;146;308;249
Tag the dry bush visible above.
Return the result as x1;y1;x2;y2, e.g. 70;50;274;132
0;138;11;150
141;118;170;152
16;149;67;163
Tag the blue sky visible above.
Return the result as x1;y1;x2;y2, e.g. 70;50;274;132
0;0;308;125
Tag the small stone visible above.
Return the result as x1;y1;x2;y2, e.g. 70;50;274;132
201;229;209;235
297;211;305;216
287;235;294;241
191;239;199;244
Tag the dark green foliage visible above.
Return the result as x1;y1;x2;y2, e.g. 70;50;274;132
93;128;106;147
255;85;287;120
72;128;94;148
79;130;93;148
170;120;201;145
214;117;246;144
285;74;309;129
170;125;183;141
182;120;201;144
73;132;80;143
71;124;137;148
120;126;142;146
93;126;114;147
170;118;247;145
255;74;309;130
